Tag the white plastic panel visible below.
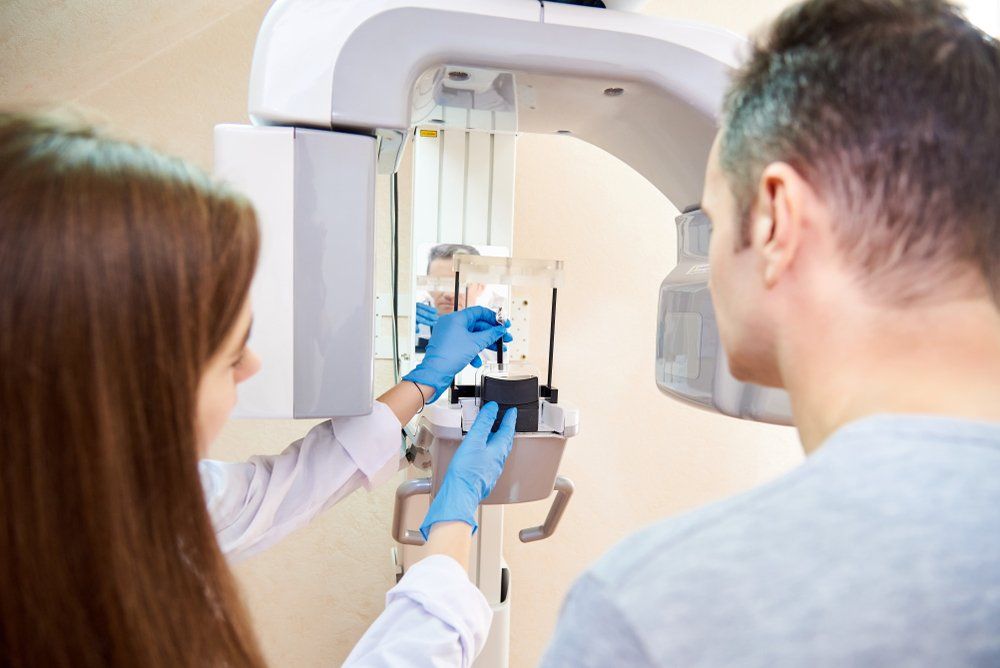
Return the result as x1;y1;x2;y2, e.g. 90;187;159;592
214;124;295;418
465;111;492;245
475;505;504;604
477;598;511;667
412;127;441;244
439;107;467;241
489;133;516;248
213;125;376;419
411;121;517;249
292;129;376;417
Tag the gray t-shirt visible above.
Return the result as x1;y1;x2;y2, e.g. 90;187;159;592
540;415;1000;667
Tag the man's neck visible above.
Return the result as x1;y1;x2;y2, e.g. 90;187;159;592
781;297;1000;453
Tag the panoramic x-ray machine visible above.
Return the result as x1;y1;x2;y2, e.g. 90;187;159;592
214;1;792;665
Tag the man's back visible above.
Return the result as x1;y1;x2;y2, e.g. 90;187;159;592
540;416;1000;667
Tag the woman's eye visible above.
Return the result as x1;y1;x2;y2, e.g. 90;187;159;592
231;351;246;369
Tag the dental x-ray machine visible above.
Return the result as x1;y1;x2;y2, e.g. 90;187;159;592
214;1;792;665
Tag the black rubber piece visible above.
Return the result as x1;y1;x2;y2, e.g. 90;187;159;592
481;375;540;432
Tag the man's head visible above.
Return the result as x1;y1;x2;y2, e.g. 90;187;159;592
705;0;1000;386
426;243;485;312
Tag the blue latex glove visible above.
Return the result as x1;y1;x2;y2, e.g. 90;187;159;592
416;301;439;328
404;306;513;402
420;402;517;539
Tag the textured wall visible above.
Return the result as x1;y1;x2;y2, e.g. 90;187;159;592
16;0;974;664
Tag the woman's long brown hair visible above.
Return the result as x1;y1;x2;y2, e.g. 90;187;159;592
0;113;267;667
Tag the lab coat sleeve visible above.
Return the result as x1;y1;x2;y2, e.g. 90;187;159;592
343;555;493;668
199;400;403;562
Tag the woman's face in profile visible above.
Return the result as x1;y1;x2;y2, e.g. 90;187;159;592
196;300;261;453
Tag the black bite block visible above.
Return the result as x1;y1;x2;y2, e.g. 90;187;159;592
480;375;540;433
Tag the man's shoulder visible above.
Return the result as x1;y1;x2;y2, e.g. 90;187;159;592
591;416;999;592
545;472;818;667
565;415;1000;666
585;463;809;595
591;414;1000;591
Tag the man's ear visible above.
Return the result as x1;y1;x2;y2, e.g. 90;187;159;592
751;162;808;288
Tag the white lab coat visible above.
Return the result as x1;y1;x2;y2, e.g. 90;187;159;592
199;401;491;667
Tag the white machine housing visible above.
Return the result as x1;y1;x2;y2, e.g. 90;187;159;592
215;125;376;418
656;208;793;424
215;2;798;666
215;0;792;420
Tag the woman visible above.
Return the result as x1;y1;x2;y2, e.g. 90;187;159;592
0;112;512;667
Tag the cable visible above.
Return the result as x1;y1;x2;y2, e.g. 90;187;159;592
390;170;401;383
390;169;414;454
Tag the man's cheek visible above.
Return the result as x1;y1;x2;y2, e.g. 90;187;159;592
708;246;726;303
709;257;738;351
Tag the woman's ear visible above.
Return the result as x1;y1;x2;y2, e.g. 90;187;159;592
752;162;808;289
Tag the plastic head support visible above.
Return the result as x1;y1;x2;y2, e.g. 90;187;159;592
655;208;793;425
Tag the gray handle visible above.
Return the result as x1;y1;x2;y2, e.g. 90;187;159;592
392;477;432;546
519;475;575;543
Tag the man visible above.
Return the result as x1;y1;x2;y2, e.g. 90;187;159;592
424;243;487;314
541;0;1000;665
417;244;490;352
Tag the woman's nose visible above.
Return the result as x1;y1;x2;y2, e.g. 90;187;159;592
238;348;262;382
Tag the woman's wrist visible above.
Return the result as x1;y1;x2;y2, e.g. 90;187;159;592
424;521;474;570
376;380;437;425
402;358;460;403
413;381;434;403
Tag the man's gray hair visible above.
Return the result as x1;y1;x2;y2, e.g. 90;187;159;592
720;0;1000;304
426;243;481;274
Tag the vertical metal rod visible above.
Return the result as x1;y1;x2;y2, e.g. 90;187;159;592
450;270;461;403
547;287;558;389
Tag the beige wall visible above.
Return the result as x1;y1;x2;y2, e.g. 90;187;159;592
2;1;833;665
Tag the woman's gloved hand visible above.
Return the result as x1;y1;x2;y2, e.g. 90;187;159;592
415;302;439;328
420;402;517;540
404;306;512;402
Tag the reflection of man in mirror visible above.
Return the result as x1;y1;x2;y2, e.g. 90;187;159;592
427;244;485;313
416;244;487;353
